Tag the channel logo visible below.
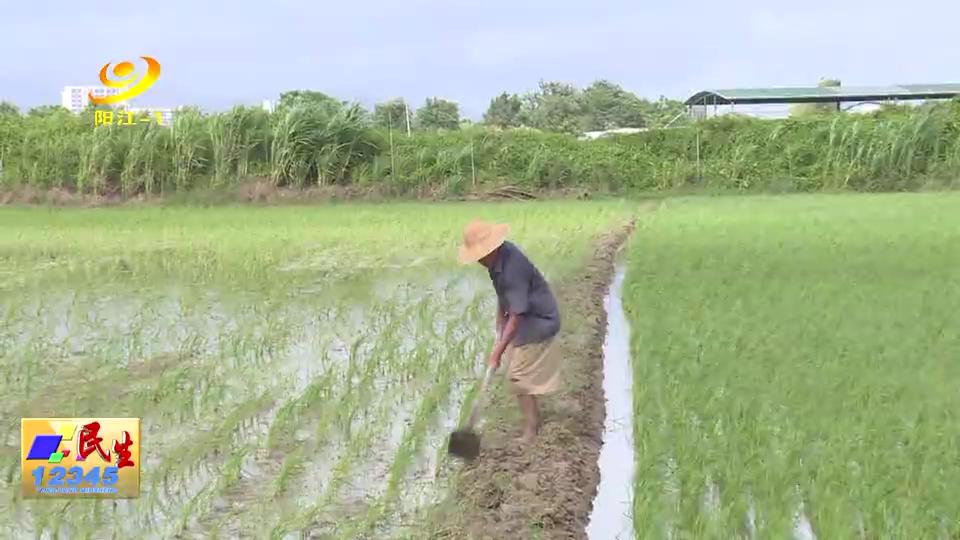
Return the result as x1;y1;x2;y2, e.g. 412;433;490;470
21;418;140;498
88;56;161;105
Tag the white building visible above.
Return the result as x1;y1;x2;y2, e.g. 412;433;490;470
262;99;275;113
61;86;122;113
580;127;647;140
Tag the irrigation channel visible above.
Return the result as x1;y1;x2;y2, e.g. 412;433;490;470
587;264;634;540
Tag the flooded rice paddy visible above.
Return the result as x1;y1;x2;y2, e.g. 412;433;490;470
0;201;633;538
0;271;491;538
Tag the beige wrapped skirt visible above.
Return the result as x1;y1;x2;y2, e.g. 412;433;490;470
504;336;561;395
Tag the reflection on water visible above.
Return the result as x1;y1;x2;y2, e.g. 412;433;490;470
587;265;635;540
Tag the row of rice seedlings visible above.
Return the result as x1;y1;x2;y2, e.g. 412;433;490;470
163;435;262;538
253;292;456;537
2;358;266;536
335;355;460;537
332;288;490;537
146;314;296;471
264;346;341;455
2;202;625;292
141;310;336;528
339;333;483;538
189;339;371;534
13;375;272;538
0;288;213;403
0;340;207;488
265;312;419;533
142;391;275;530
1;289;329;536
266;388;398;539
426;290;491;474
184;297;398;536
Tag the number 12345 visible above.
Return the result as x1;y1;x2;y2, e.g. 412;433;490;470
31;465;119;488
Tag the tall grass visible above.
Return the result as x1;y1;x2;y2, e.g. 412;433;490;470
1;100;959;197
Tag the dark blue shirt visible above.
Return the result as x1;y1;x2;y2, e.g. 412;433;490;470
488;241;560;346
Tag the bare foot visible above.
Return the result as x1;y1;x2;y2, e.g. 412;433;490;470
521;431;537;446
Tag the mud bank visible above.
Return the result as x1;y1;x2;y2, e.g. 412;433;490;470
429;218;639;540
586;265;634;540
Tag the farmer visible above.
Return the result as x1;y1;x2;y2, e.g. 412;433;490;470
458;219;561;445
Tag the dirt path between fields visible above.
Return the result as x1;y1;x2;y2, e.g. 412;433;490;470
427;216;640;540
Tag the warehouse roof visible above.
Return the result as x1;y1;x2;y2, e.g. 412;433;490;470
685;84;960;105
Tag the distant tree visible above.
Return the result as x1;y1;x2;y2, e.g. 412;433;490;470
520;80;585;134
0;102;20;170
0;101;19;117
483;92;523;128
416;97;460;130
27;105;70;118
373;98;410;130
643;96;689;127
790;78;842;116
581;80;647;131
276;90;344;116
496;80;689;133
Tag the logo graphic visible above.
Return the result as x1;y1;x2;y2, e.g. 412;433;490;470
21;418;140;498
88;56;161;105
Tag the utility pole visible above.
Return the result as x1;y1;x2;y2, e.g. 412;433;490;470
404;102;412;136
470;142;476;189
388;114;396;181
696;128;701;184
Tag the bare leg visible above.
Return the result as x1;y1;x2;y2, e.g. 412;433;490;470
517;394;540;444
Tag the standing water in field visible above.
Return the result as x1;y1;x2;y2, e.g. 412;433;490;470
586;265;634;540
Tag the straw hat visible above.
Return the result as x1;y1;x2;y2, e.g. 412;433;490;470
458;219;510;264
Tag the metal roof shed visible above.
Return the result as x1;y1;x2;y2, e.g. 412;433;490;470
685;84;960;106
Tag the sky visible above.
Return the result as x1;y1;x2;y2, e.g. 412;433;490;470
1;0;958;119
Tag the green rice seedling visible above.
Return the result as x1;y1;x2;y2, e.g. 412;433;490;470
267;395;395;538
343;350;463;538
153;391;273;485
266;361;339;451
169;445;250;538
625;193;960;537
270;448;306;500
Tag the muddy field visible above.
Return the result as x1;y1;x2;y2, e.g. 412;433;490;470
421;219;637;540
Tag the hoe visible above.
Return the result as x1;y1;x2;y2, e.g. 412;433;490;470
447;364;497;460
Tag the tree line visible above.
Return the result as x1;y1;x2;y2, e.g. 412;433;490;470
370;80;688;133
1;82;956;199
0;79;688;136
